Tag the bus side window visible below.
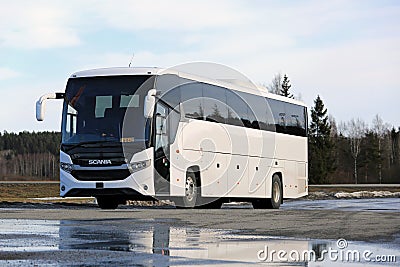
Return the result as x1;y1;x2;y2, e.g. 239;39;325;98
285;103;307;136
203;84;228;124
268;99;286;133
226;90;247;127
181;82;204;120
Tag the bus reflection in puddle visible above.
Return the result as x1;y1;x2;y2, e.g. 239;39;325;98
4;218;398;266
58;219;312;265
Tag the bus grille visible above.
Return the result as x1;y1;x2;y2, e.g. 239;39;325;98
71;169;131;181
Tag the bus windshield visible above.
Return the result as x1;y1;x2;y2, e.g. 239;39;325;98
61;75;154;145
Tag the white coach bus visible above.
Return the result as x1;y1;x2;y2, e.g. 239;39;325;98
36;67;308;209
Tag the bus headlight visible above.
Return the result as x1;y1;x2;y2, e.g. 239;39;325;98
60;162;73;173
128;159;151;173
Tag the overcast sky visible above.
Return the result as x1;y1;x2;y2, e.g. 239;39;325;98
0;0;399;132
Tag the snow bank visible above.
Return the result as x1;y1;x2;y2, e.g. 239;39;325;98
334;191;400;199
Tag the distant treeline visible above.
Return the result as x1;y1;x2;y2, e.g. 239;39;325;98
0;125;399;183
326;120;400;184
0;131;61;180
308;95;400;184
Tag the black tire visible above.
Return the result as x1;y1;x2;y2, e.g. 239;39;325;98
175;171;199;208
96;197;120;210
252;174;282;209
270;174;283;209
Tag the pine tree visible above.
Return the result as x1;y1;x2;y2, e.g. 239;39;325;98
360;131;380;183
309;95;335;184
391;127;399;166
280;74;294;98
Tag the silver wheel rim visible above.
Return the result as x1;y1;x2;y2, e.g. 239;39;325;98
273;182;280;203
185;176;196;202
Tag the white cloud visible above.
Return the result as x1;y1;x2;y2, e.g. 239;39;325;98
1;0;400;131
88;0;248;31
0;67;20;80
0;2;81;49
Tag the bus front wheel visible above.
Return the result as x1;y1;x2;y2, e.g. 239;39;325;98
175;171;199;208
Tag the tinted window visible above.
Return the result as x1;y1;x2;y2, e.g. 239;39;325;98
203;84;228;123
267;98;307;136
62;75;153;144
244;93;275;130
285;104;307;136
181;82;204;120
259;97;276;132
160;85;181;109
268;98;286;134
168;77;307;137
155;74;185;108
236;92;257;129
226;90;247;127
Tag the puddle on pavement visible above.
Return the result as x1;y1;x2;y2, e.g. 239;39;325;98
282;198;400;213
0;218;399;266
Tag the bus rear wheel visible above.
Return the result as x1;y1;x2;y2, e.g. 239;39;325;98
252;174;282;209
96;196;120;210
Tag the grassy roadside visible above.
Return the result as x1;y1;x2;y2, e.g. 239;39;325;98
1;182;400;204
0;183;94;204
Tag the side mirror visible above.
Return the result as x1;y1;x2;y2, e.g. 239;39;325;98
36;92;64;121
144;89;157;118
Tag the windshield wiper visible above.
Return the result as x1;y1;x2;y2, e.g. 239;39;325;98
63;140;121;152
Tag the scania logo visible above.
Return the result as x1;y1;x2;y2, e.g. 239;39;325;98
88;159;112;165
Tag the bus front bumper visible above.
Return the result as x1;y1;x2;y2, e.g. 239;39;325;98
60;168;155;199
64;187;154;200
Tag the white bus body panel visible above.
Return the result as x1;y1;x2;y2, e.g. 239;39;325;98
169;119;308;199
274;133;308;198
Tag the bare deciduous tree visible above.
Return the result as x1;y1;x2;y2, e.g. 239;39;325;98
372;114;390;183
295;92;303;101
267;72;282;94
329;115;338;138
343;118;367;184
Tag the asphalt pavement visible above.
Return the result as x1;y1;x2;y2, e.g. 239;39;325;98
1;198;399;266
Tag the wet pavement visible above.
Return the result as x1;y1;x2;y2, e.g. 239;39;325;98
1;198;400;266
0;217;399;266
281;198;400;213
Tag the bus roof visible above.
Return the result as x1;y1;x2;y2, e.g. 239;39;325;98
70;67;306;107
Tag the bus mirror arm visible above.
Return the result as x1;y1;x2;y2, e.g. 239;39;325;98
144;89;157;118
36;92;65;121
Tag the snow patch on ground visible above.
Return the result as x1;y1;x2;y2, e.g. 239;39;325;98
334;191;400;199
30;197;94;201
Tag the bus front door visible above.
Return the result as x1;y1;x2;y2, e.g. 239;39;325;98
154;103;170;195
